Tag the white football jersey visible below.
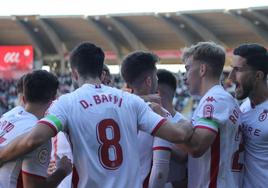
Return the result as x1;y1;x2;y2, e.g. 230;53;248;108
39;84;166;188
138;105;172;187
0;110;51;188
51;132;73;188
188;85;243;188
240;98;251;113
241;100;268;188
167;112;187;182
1;106;24;118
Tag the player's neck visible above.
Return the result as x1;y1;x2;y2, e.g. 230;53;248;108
249;83;268;106
133;88;150;96
161;100;176;116
200;77;220;97
78;77;102;87
25;103;50;120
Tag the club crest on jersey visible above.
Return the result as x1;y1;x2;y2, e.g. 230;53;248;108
203;104;214;118
205;96;216;102
38;148;49;165
258;110;268;122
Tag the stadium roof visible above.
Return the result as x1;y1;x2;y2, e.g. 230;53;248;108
1;6;268;69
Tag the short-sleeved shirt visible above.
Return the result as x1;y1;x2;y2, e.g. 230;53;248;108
39;84;166;188
1;106;24;118
188;85;243;188
51;132;73;188
241;100;268;188
240;98;251;113
0;110;51;188
167;112;187;182
138;106;172;185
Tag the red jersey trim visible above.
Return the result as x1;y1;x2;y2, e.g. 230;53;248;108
153;146;172;151
151;119;167;136
209;132;220;188
72;166;79;188
16;170;23;188
38;120;58;136
21;170;46;180
195;125;218;134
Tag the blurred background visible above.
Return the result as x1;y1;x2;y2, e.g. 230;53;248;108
0;0;267;116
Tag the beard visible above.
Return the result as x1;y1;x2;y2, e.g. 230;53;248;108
235;82;253;100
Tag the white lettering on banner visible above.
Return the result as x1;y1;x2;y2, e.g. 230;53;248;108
4;52;20;63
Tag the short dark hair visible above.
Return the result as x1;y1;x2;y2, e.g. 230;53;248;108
182;41;225;77
70;42;105;78
24;70;59;103
16;74;25;94
103;64;110;74
233;43;268;75
157;69;177;92
121;51;159;85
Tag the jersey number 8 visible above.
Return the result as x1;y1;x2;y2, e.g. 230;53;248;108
97;119;123;170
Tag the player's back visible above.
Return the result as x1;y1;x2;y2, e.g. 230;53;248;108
188;85;243;188
49;84;163;188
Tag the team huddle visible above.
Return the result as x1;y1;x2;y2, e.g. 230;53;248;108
0;41;267;188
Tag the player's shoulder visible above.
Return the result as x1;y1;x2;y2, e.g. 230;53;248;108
1;106;24;118
54;90;74;105
15;110;38;125
1;108;34;123
204;85;235;104
240;98;251;113
107;86;143;102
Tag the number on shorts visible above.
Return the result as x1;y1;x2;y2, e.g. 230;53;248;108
96;119;123;170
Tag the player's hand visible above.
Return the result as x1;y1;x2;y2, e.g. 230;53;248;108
141;94;161;104
57;155;73;176
47;160;57;175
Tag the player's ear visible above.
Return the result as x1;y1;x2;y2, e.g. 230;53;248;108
100;70;106;83
71;69;79;81
199;63;207;77
145;76;152;87
22;95;26;104
255;70;264;81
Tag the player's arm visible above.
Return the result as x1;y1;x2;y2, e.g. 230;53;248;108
170;145;187;163
141;94;161;104
151;102;217;157
149;148;171;188
23;156;72;188
0;123;55;165
180;127;216;157
154;118;217;157
153;119;194;144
